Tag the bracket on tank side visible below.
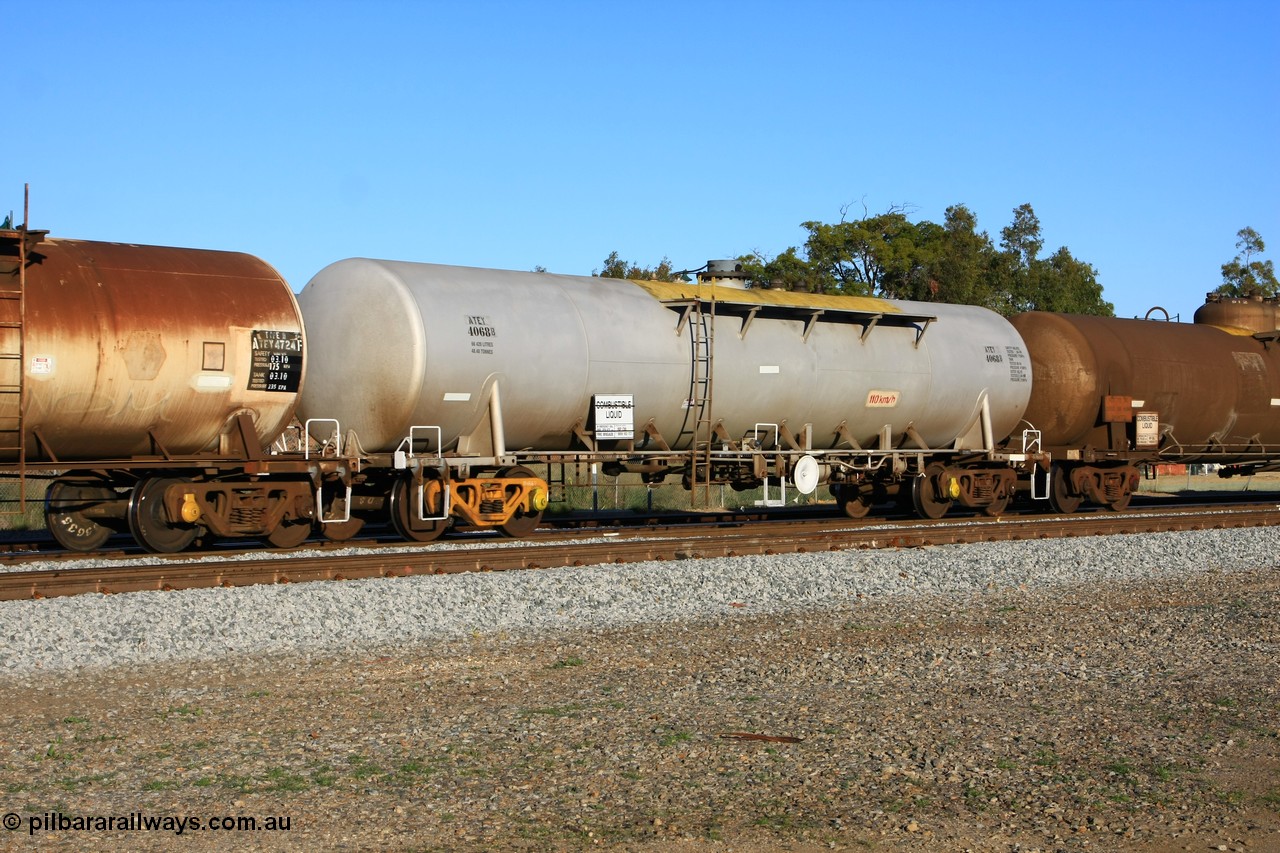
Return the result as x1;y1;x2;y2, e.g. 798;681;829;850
456;381;507;458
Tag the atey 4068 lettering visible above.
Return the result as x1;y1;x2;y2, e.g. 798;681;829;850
467;315;496;337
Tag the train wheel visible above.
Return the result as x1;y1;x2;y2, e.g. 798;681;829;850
1048;465;1082;514
263;518;312;549
983;489;1011;517
911;464;953;520
389;477;448;543
497;466;544;538
321;519;363;542
46;480;117;551
317;487;365;542
128;477;200;553
1106;490;1133;512
838;485;873;519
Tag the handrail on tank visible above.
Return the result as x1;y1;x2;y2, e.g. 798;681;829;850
752;423;779;450
754;475;788;508
271;421;307;454
304;418;342;459
394;425;443;467
1023;428;1048;500
393;426;450;522
304;418;351;524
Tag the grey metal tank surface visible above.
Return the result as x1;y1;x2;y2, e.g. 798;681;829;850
297;259;689;453
297;259;1032;456
0;237;305;461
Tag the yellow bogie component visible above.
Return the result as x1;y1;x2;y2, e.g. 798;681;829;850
180;492;201;523
445;468;548;537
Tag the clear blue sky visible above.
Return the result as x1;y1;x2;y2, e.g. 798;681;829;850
8;0;1278;319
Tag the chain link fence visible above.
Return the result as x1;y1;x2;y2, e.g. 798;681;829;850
0;477;49;532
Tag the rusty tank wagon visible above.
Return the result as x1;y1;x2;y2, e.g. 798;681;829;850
1010;306;1280;512
0;221;348;553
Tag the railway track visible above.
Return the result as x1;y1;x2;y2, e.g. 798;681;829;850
3;502;1278;601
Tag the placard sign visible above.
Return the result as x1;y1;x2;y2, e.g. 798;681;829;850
593;394;634;440
248;330;303;393
1135;412;1159;448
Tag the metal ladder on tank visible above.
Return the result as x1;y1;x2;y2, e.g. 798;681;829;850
677;296;716;507
0;186;31;518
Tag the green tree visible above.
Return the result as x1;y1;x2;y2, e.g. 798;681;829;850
988;203;1112;316
594;251;681;282
1216;227;1279;297
1034;247;1112;314
600;202;1113;316
738;246;826;292
797;205;927;297
1000;203;1044;269
925;205;994;306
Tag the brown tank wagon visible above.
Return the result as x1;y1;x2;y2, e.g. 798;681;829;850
1010;310;1280;512
1193;292;1280;335
0;237;304;460
0;223;349;553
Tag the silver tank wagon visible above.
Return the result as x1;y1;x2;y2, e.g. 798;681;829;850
298;259;1036;526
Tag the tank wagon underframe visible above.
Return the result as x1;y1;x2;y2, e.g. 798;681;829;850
7;416;355;552
346;377;1046;531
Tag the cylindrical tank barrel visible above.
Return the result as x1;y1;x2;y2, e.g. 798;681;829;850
1012;311;1280;452
297;259;1032;455
1;237;304;461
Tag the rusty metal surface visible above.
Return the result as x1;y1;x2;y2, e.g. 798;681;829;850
1195;294;1280;334
3;503;1277;601
1013;312;1280;455
0;237;304;463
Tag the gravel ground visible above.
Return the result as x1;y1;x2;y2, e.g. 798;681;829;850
1;529;1278;851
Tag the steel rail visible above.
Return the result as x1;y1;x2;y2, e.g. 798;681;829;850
2;504;1277;601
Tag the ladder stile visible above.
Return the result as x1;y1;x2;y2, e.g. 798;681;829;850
674;286;716;508
0;185;31;518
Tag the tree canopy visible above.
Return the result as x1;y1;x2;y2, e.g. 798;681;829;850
593;251;682;282
738;202;1113;317
1215;227;1278;298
